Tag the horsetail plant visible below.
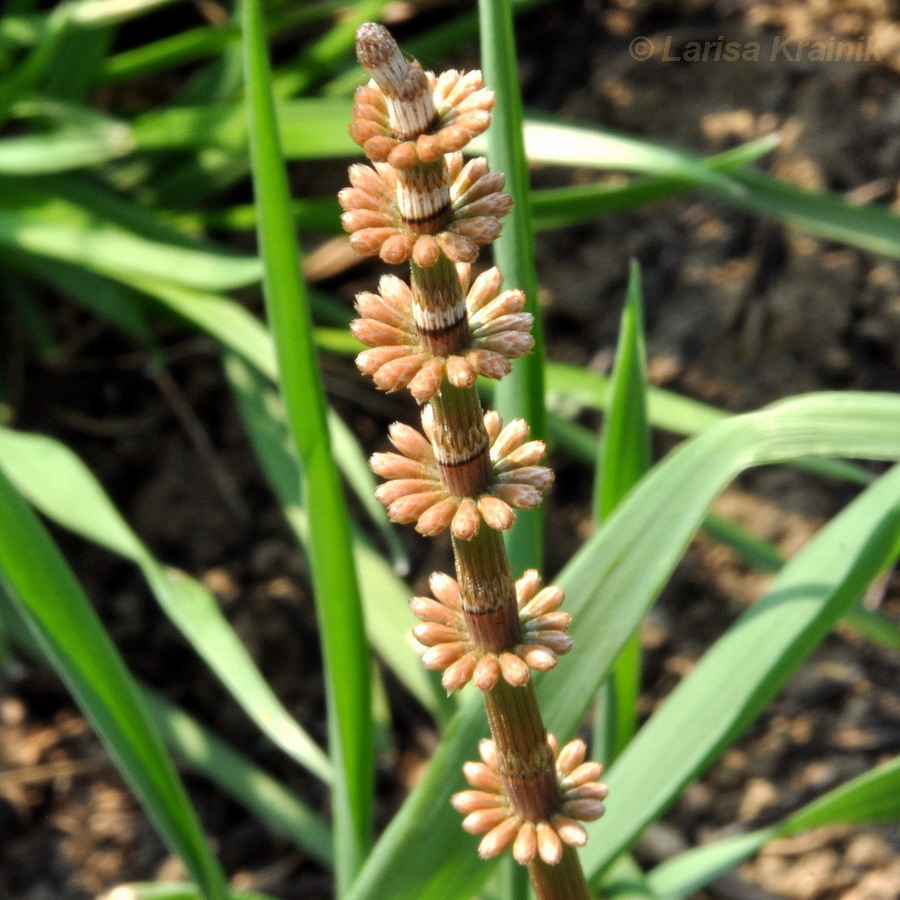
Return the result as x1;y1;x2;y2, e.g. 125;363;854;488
341;24;607;899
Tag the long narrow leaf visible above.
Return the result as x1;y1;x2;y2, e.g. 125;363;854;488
0;469;229;900
594;262;652;518
0;426;333;784
242;0;372;888
580;463;900;881
0;177;262;289
545;361;872;485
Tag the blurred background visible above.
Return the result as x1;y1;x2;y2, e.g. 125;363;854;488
1;1;898;898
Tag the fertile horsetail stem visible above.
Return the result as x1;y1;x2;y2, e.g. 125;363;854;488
343;23;606;898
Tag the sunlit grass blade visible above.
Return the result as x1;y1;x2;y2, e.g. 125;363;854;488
0;120;133;172
0;177;262;289
548;404;896;650
530;135;778;230
720;169;900;260
223;351;450;721
0;426;333;783
647;755;900;899
594;262;652;519
580;463;900;882
0;469;229;900
479;0;545;575
68;0;183;27
243;0;372;888
593;261;651;762
347;392;900;900
500;121;744;196
512;121;899;258
544;360;873;485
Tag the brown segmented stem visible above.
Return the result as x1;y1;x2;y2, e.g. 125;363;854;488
348;23;604;899
484;680;558;822
428;383;492;497
410;258;468;356
529;850;593;900
396;164;452;234
452;529;519;650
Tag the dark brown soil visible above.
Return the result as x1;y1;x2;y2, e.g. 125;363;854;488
1;1;898;899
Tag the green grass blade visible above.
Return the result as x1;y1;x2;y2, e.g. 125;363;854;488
720;169;900;260
328;408;410;574
0;177;262;289
507;120;743;196
785;754;900;830
0;468;229;900
41;18;112;100
194;196;342;234
478;0;545;574
0;426;333;783
512;120;898;258
347;392;900;900
594;262;652;519
580;463;900;882
647;756;900;899
840;603;900;650
547;401;895;650
545;361;873;485
550;411;896;652
7;249;159;348
242;0;372;888
68;0;184;27
0;4;73;125
530;135;778;230
102;21;240;82
593;261;651;761
100;2;345;83
1;268;59;359
0;122;134;173
601;854;658;900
